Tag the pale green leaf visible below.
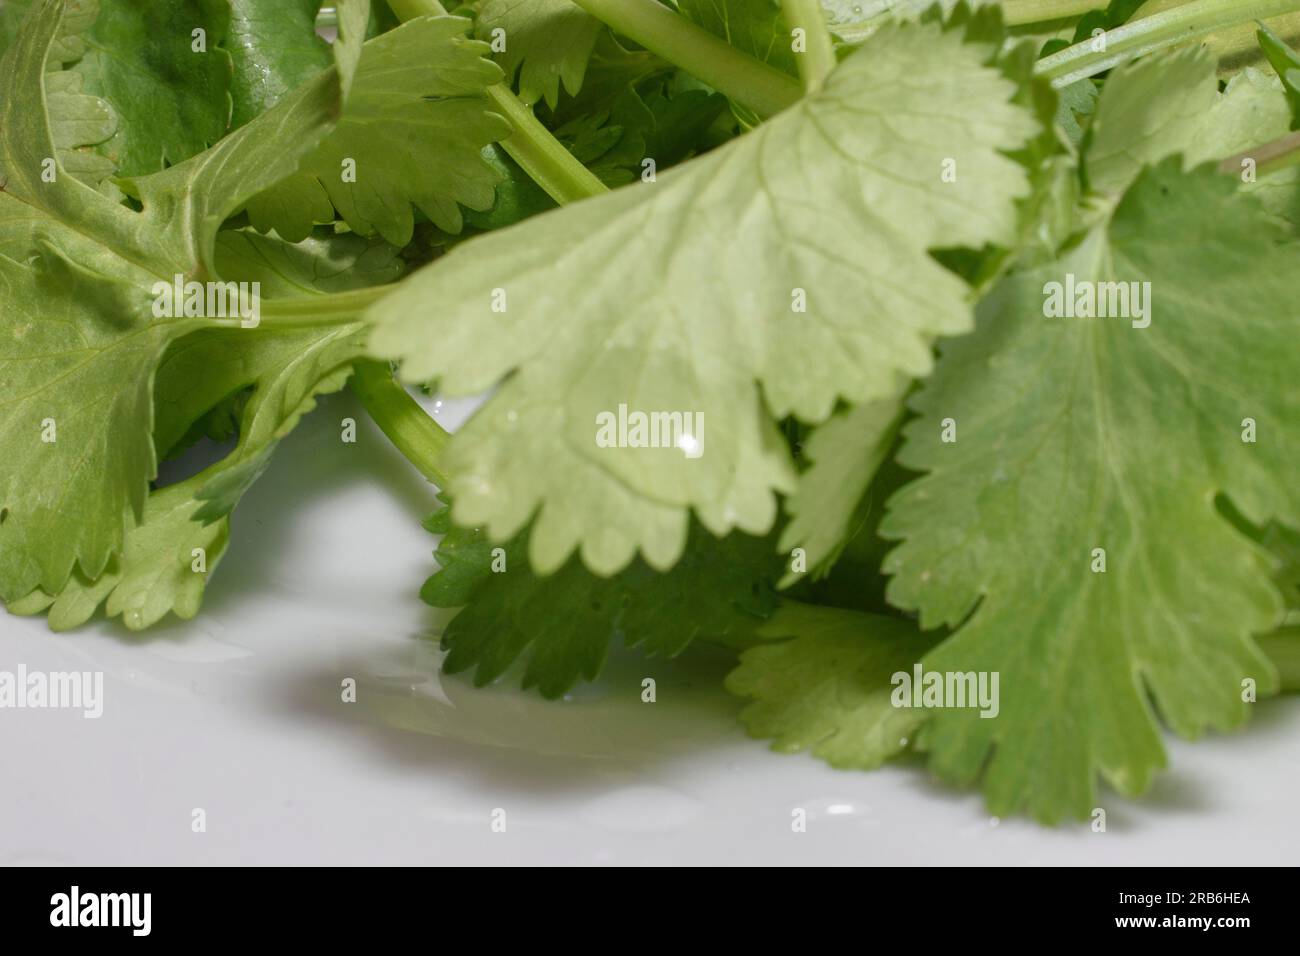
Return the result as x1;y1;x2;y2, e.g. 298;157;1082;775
245;15;510;245
367;15;1038;577
0;0;362;600
1085;50;1291;196
476;0;602;108
16;310;367;631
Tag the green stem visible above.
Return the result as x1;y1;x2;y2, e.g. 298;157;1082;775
781;0;836;92
484;85;608;204
571;0;802;117
387;0;607;204
1259;626;1300;692
1219;129;1300;179
1003;0;1109;25
257;284;398;328
350;360;453;488
1034;0;1300;86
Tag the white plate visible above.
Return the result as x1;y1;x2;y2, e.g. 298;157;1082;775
3;390;1298;865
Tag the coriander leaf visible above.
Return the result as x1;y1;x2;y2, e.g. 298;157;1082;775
31;223;386;630
552;79;727;185
155;248;383;461
476;0;603;108
70;0;234;176
8;474;233;631
776;388;905;584
1085;49;1291;196
0;0;96;61
819;0;994;39
676;0;798;76
541;27;664;127
224;0;333;129
1263;523;1300;610
726;602;941;768
368;13;1038;577
423;504;781;697
881;159;1300;823
153;227;398;462
1071;0;1142;43
41;2;118;186
0;1;117;188
461;145;559;231
1055;78;1097;147
1258;21;1300;128
0;0;365;601
245;14;511;245
1080;49;1300;233
14;321;363;631
124;0;368;275
212;227;404;298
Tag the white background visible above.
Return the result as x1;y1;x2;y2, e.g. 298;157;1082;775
3;390;1298;865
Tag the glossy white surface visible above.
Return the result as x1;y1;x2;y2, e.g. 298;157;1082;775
3;391;1298;866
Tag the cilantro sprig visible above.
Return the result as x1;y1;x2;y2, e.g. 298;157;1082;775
4;0;1300;826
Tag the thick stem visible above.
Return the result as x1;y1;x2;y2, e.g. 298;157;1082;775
484;85;608;204
571;0;802;117
1035;0;1300;87
350;360;453;488
387;0;607;203
1003;0;1109;25
257;285;398;328
1259;627;1300;692
781;0;836;93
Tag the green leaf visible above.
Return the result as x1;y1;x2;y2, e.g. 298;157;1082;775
676;0;798;76
461;145;559;231
0;0;364;601
552;78;727;185
0;0;99;63
1257;20;1300;128
368;13;1038;577
224;0;333;129
1084;49;1292;196
158;225;400;464
476;0;603;108
777;389;905;584
12;225;380;631
70;0;234;176
154;236;389;462
819;0;994;38
9;475;233;632
1071;0;1142;43
880;158;1299;823
28;228;384;630
423;503;782;697
726;603;941;768
26;0;120;186
13;320;363;631
245;14;511;245
212;227;405;298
